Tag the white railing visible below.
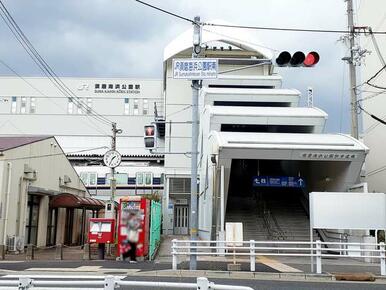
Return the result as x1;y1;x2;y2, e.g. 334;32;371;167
171;239;386;275
0;276;253;290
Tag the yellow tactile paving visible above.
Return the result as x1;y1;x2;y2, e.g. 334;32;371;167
257;256;303;273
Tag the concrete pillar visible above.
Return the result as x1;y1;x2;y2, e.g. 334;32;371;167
26;244;34;260
55;244;63;260
83;243;90;260
36;196;49;247
55;208;66;245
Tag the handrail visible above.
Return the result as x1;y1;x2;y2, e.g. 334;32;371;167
171;239;386;276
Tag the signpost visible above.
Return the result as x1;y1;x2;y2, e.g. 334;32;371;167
252;176;305;188
173;58;218;80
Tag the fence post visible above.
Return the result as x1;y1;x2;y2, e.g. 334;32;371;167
250;240;255;272
18;277;32;290
316;240;322;274
380;242;385;276
196;277;210;290
104;275;116;290
172;239;177;270
83;243;91;260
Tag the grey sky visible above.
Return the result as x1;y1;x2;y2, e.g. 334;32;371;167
0;0;354;133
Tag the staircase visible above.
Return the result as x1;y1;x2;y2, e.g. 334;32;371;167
264;192;320;241
225;196;269;241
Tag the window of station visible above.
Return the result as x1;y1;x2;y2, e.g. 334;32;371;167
77;103;83;114
220;124;314;133
80;172;97;186
20;97;27;114
30;97;36;113
67;98;74;114
11;96;17;113
136;172;153;186
133;99;139;115
106;173;128;185
143;99;148;115
124;98;130;115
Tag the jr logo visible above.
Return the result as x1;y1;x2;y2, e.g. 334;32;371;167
77;84;89;91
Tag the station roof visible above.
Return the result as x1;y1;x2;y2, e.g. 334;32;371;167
50;193;105;210
211;131;369;152
0;135;51;151
164;20;274;61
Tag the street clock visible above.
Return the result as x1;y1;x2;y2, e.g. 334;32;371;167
103;150;122;168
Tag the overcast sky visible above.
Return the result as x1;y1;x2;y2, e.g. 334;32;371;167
0;0;354;133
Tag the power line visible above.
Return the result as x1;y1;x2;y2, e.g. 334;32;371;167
0;146;109;161
0;1;113;126
203;22;386;35
133;0;194;24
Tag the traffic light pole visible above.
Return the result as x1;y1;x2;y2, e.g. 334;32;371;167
347;0;359;139
190;16;201;271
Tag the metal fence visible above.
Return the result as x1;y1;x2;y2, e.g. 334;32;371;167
149;200;162;260
0;276;253;290
171;239;386;275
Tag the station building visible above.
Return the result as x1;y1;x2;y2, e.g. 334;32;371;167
160;24;369;241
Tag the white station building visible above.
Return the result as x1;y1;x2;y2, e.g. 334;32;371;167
161;24;369;241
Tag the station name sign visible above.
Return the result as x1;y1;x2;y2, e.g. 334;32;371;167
173;58;218;79
252;176;305;188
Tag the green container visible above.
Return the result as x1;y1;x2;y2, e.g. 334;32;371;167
149;200;162;260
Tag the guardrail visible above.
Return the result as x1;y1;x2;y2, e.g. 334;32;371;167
0;276;253;290
171;239;386;275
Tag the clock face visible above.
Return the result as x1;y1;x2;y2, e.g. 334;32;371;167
103;150;122;168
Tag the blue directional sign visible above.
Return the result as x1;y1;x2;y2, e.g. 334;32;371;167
252;176;306;188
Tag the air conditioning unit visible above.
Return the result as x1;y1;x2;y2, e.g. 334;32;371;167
7;235;24;252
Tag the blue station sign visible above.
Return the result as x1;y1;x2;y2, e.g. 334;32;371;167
252;176;306;188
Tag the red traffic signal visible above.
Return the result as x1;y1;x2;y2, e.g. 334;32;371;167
144;125;156;149
275;51;319;67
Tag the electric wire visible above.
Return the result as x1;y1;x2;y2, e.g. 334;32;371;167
0;146;109;161
133;0;195;24
132;0;386;34
0;58;111;136
0;1;113;126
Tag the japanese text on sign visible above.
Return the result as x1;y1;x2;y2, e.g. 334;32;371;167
173;58;218;79
252;176;306;188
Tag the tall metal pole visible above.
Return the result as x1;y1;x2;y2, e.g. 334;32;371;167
111;122;117;202
190;16;201;270
347;0;359;139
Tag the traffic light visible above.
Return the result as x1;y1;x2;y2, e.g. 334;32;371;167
275;51;320;67
144;124;156;150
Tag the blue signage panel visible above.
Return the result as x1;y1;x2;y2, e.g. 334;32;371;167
252;176;305;188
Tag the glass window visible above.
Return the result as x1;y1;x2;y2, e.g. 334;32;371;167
136;172;144;186
77;103;83;114
87;98;92;114
135;84;140;89
143;99;148;115
80;172;88;185
133;99;139;115
30;97;36;113
106;173;128;185
89;172;97;186
20;97;27;114
145;173;152;185
11;96;17;114
124;98;129;115
68;98;73;114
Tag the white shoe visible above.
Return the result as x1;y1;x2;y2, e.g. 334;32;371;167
129;260;137;264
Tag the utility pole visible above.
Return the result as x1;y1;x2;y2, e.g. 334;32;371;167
110;122;117;202
347;0;359;139
190;16;201;270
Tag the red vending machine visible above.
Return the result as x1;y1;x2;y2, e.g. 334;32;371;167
118;196;150;258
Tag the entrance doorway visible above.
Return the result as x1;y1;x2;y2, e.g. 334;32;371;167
174;205;189;235
25;195;40;245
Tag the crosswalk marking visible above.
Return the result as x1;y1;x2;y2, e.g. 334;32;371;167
257;256;303;273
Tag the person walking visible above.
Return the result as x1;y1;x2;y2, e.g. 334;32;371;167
122;210;141;263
